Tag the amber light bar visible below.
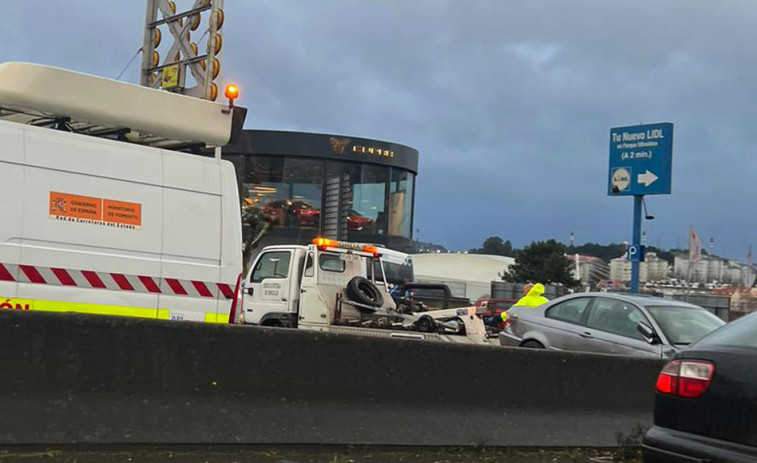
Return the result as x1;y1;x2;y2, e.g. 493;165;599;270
312;237;381;257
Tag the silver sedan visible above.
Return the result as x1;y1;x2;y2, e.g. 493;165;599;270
498;293;725;358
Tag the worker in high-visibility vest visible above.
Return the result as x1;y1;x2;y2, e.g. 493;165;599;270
500;283;549;324
513;283;549;307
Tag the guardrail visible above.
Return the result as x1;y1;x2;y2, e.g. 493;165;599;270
0;310;663;447
491;281;570;300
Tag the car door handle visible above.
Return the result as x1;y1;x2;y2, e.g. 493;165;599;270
281;298;288;302
579;331;593;339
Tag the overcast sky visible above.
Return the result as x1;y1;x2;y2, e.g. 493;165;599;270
3;1;757;258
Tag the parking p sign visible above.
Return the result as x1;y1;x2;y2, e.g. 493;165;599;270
627;244;645;263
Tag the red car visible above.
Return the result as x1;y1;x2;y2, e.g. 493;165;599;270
346;209;374;232
294;202;320;227
262;200;319;227
475;298;517;332
261;201;374;231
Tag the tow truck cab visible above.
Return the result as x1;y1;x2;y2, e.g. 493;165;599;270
240;239;395;328
374;247;414;286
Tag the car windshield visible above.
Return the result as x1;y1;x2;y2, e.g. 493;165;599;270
646;306;725;345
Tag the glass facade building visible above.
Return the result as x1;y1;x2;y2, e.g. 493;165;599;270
222;130;418;252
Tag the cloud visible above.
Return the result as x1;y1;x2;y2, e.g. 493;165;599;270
3;0;757;258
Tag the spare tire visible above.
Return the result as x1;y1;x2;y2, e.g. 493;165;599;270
346;276;384;307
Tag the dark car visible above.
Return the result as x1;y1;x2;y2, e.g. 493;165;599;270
499;293;724;358
643;311;757;462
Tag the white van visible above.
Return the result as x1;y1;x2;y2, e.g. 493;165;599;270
0;63;243;323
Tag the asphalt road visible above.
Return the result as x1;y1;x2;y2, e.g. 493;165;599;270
0;446;641;463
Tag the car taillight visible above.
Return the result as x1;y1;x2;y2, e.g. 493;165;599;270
655;361;680;394
679;362;715;398
655;360;714;399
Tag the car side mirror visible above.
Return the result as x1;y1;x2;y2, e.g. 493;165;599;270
637;322;659;345
247;287;254;296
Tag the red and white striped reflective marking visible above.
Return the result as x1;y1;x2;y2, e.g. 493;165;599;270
0;263;234;300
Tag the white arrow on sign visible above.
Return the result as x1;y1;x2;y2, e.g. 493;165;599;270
637;170;658;187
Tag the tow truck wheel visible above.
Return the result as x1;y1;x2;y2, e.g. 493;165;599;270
261;319;284;328
417;315;436;333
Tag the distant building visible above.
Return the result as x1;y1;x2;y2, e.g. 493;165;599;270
610;252;670;283
674;256;721;282
723;261;744;285
647;253;672;281
611;257;640;282
674;256;744;283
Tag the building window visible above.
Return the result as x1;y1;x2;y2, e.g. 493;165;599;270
242;156;324;240
350;165;388;237
389;169;414;238
324;162;390;242
244;155;285;213
284;157;324;229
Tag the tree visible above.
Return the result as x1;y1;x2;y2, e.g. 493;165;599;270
571;242;626;261
470;236;514;257
502;239;579;286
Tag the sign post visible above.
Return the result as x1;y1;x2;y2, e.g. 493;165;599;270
631;196;643;292
608;122;673;293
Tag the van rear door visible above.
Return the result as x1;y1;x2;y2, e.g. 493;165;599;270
0;122;23;301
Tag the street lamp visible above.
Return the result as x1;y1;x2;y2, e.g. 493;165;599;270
641;197;655;220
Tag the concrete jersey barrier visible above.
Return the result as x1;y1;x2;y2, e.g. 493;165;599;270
0;310;663;447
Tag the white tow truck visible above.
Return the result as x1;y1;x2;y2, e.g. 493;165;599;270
236;238;490;344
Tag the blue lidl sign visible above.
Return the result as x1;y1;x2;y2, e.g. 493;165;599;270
608;123;673;196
